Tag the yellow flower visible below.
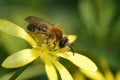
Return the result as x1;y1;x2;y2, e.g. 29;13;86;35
0;19;97;80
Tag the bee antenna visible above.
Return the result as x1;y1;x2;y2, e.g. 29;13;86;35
66;43;74;56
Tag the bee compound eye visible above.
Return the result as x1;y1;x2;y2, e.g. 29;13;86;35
59;37;68;48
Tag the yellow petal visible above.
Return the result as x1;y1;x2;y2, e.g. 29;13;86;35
67;35;77;43
104;69;114;80
0;19;36;47
116;71;120;80
80;69;105;80
52;60;73;80
2;49;39;68
100;58;114;80
45;59;58;80
57;52;97;71
72;70;85;80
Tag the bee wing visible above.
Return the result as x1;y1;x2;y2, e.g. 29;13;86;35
71;44;86;54
25;16;52;27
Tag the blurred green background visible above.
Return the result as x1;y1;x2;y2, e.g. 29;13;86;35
0;0;120;80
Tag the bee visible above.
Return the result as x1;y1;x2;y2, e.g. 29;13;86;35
25;16;74;55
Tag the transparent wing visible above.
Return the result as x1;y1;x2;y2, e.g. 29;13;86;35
25;16;52;27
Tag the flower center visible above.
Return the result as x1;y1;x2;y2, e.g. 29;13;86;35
29;33;58;49
28;32;71;63
28;32;70;56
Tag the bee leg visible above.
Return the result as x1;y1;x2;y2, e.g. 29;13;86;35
53;42;56;48
45;37;49;44
27;24;35;31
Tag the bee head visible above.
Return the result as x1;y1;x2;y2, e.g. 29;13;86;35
59;37;74;55
59;37;68;48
